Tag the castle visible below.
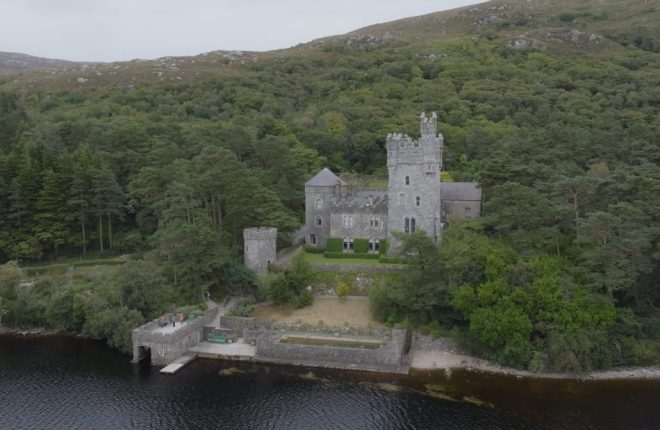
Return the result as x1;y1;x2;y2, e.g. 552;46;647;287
303;112;481;255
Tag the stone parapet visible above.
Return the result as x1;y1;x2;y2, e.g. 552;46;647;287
243;227;277;240
132;306;219;365
255;329;408;374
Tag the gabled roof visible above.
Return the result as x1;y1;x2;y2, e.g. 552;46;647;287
305;168;346;187
441;182;482;201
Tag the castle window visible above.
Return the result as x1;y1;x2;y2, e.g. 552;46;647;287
405;217;416;233
316;216;323;226
369;216;379;228
405;176;410;185
416;196;421;207
464;207;472;219
399;193;405;206
368;238;380;253
315;198;323;210
343;214;353;228
343;238;353;253
309;234;316;245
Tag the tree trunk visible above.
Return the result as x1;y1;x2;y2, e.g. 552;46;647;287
98;213;104;252
107;211;113;250
80;192;87;255
572;190;580;248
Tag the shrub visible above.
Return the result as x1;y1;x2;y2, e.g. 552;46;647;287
353;238;369;254
228;299;255;317
326;238;343;253
335;281;350;298
324;252;379;259
291;289;313;309
379;239;388;255
303;245;325;254
378;255;409;264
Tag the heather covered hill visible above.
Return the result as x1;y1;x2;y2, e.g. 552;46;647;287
0;51;86;74
0;0;658;370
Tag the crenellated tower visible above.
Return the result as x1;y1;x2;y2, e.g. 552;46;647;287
386;112;443;254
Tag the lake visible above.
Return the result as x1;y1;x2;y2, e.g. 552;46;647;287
1;335;659;429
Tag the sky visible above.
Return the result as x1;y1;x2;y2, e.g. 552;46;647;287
1;0;483;62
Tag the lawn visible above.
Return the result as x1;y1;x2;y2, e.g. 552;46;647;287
253;297;384;328
302;251;383;266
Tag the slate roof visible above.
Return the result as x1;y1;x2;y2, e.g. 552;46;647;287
305;168;347;187
440;182;482;201
331;190;388;212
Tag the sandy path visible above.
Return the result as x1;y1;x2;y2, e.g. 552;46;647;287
411;350;660;380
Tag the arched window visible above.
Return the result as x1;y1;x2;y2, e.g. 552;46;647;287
405;176;410;185
343;237;354;252
368;238;380;253
316;216;323;226
404;217;416;233
315;197;323;210
416;196;421;207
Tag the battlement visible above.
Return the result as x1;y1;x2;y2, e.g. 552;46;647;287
243;227;277;241
420;111;438;136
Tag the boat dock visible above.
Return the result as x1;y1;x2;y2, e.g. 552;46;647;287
160;354;197;374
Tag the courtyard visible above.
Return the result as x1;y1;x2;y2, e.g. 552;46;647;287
253;296;385;328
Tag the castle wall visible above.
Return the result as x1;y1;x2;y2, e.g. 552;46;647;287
304;185;335;248
386;113;443;254
243;227;277;274
441;200;481;221
329;208;387;241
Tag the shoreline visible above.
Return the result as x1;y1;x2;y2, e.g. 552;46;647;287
3;328;659;381
410;350;660;381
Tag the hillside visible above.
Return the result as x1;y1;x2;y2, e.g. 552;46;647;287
0;51;87;75
2;0;659;90
0;0;658;370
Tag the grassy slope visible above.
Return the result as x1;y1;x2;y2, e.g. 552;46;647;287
2;0;658;93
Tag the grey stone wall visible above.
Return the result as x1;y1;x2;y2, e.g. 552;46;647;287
304;185;335;248
386;113;443;254
442;200;481;221
220;315;272;333
256;328;408;373
132;306;219;366
243;227;277;274
329;210;387;241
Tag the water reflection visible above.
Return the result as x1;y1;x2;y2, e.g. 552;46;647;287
1;335;658;429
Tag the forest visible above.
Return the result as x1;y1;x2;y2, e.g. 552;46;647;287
0;0;658;370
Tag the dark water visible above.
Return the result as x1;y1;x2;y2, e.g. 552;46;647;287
1;335;659;429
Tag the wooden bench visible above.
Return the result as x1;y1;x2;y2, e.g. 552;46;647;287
211;335;227;344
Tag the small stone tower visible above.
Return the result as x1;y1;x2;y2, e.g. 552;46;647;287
386;112;443;254
243;227;277;274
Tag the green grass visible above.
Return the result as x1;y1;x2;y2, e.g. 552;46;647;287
302;251;397;266
365;179;388;189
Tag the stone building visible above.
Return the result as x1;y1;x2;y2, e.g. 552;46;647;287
243;227;277;274
303;112;481;255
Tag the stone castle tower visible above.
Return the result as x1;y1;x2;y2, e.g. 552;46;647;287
243;227;277;274
386;112;443;253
